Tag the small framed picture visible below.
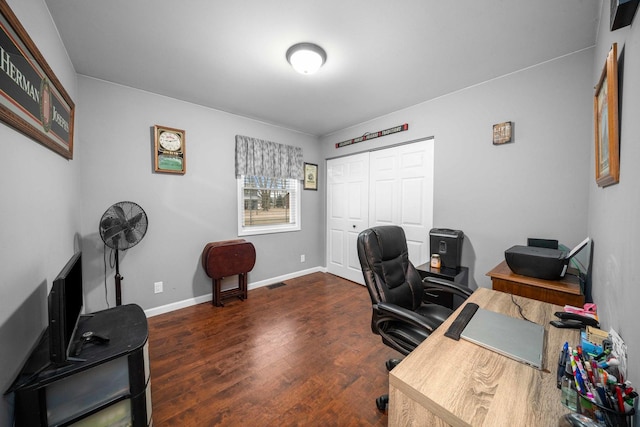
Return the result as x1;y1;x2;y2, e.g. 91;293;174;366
304;162;318;190
154;125;186;174
492;121;513;145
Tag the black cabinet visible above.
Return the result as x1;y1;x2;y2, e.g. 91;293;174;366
10;304;152;426
416;264;470;309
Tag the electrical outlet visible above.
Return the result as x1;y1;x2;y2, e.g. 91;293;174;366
154;281;163;293
300;254;305;263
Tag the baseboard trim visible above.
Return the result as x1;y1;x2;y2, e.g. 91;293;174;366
144;266;327;318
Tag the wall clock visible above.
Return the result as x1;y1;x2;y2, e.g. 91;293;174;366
154;125;186;174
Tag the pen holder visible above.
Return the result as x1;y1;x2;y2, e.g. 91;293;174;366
577;393;636;427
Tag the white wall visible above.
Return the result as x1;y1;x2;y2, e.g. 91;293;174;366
76;76;323;313
589;2;640;392
0;0;79;423
321;49;593;289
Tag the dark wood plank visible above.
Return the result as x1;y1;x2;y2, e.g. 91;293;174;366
148;272;396;426
487;260;584;306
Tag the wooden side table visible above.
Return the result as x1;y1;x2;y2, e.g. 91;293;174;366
487;260;584;306
201;239;256;306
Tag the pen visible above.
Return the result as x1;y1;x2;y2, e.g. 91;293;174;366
605;388;617;410
574;353;589;383
591;360;599;384
616;386;625;413
557;346;567;388
584;358;594;383
576;371;586;395
570;351;583;393
596;386;610;409
600;369;608;385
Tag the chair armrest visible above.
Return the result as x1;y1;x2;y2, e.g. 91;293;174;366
422;276;473;299
376;302;439;333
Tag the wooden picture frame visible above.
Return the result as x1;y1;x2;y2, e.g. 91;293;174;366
303;162;318;190
0;1;75;159
492;121;513;145
154;125;186;174
594;43;619;187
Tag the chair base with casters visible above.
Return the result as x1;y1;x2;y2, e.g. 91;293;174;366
356;225;473;412
374;358;402;411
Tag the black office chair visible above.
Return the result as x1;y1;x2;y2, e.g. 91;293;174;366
357;225;473;411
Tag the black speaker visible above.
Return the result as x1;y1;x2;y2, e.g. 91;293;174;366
429;228;464;269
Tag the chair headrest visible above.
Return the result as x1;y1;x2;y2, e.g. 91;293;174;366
370;226;407;261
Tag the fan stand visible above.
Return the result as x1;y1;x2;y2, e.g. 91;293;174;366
100;201;148;307
114;249;123;306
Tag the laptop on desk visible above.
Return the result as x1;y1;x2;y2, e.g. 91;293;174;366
460;308;546;370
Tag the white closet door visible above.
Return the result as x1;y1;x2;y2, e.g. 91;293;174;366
326;138;434;284
369;139;434;266
326;152;370;284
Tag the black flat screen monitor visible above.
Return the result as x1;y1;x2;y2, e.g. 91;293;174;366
48;251;83;364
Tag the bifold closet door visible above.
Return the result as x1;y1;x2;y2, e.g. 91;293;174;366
326;138;434;284
368;140;434;265
326;152;370;284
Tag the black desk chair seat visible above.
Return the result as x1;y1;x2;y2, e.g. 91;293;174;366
357;225;473;411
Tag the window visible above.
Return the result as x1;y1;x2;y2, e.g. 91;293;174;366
237;175;300;236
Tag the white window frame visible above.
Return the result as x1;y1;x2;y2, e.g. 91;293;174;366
237;175;301;236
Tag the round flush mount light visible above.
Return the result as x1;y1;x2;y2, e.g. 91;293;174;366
286;42;327;75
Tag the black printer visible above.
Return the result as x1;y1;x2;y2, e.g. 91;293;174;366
504;237;590;280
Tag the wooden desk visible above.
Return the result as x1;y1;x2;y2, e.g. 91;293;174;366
487;260;584;306
389;288;578;427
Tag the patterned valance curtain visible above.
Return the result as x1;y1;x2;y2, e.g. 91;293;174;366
235;135;303;180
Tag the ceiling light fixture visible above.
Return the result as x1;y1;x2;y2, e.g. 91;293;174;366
286;43;327;75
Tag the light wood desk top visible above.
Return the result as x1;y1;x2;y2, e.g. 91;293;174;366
389;287;579;427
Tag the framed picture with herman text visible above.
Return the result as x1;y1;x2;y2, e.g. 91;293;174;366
154;125;186;174
0;1;75;159
594;43;619;188
304;162;318;190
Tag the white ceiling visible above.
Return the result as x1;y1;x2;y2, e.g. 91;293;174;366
45;0;601;137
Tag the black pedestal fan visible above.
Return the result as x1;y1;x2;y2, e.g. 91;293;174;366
99;201;148;306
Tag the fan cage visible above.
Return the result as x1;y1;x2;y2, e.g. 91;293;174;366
99;201;148;250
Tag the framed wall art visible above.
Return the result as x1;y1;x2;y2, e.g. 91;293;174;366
0;1;75;159
492;121;513;145
154;125;186;174
594;43;619;187
304;162;318;190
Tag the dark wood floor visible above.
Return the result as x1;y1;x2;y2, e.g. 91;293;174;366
148;272;399;426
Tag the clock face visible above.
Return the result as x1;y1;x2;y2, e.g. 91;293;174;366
158;131;182;151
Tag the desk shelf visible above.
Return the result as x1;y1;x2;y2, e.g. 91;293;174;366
487;260;584;306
